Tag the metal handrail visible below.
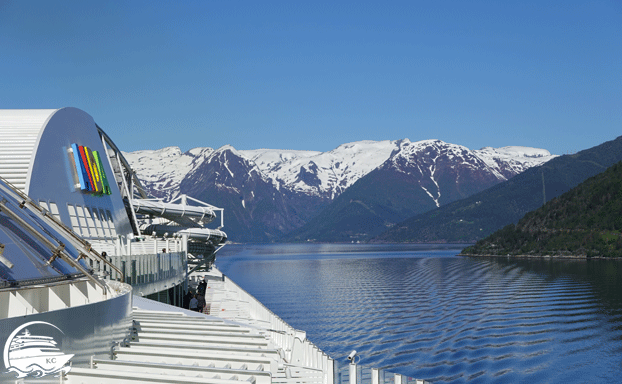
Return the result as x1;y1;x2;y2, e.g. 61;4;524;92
0;174;125;282
0;199;108;293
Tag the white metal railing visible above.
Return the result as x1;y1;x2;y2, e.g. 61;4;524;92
201;269;431;384
220;274;305;357
106;252;186;285
121;237;184;256
338;364;430;384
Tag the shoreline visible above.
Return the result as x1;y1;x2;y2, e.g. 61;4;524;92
458;253;617;260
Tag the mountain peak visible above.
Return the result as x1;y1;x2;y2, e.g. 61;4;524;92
125;138;558;242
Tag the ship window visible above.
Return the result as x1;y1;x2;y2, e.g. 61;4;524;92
39;201;50;212
67;204;83;235
89;207;106;238
75;206;91;238
49;202;61;221
85;207;102;238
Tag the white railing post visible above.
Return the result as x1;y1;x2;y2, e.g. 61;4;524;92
372;368;379;384
349;363;357;384
327;358;335;384
394;373;402;384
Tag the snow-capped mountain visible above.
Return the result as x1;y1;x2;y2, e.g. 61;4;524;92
123;146;215;199
124;139;555;202
382;139;555;207
283;140;557;242
123;139;556;242
240;140;397;199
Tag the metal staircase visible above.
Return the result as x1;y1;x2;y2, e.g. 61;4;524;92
62;306;329;384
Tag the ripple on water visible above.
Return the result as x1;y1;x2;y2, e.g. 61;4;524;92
218;245;622;383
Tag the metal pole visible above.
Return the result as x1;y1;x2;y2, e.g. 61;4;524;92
372;368;379;384
349;363;357;384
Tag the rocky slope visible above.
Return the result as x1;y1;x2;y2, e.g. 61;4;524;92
284;140;556;242
376;135;622;244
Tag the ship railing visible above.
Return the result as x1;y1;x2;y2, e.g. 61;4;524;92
118;236;185;256
203;268;430;384
90;239;187;297
336;363;430;384
219;273;302;355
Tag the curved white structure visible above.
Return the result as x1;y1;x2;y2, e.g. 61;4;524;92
0;173;132;382
0;107;226;302
0;108;429;384
0;109;56;191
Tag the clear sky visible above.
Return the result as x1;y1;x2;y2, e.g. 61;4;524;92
1;1;620;155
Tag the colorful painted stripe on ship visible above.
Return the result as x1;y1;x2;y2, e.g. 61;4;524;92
70;144;111;195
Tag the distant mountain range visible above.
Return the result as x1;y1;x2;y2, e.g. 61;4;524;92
375;136;622;244
124;139;555;242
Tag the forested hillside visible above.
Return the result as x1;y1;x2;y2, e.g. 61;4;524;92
462;161;622;258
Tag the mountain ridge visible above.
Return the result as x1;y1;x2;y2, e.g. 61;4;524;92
124;139;556;242
375;135;622;244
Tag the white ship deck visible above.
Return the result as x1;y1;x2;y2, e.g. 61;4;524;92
61;267;429;384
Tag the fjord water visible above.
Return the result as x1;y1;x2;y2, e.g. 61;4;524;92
216;244;622;383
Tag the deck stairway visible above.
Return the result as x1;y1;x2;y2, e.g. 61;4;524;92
62;268;428;383
62;304;328;384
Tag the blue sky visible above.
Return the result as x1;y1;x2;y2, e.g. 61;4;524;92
1;1;620;155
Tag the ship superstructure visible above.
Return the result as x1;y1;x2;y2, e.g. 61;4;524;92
0;108;428;383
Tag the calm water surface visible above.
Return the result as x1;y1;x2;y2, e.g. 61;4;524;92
215;244;622;383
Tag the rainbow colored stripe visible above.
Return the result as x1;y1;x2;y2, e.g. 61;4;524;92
71;144;111;195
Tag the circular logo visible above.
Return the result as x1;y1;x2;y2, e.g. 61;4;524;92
3;321;74;378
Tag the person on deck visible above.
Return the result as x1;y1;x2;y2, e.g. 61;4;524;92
189;294;199;311
197;293;206;313
198;278;207;296
183;290;192;309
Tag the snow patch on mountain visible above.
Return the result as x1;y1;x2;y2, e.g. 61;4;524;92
240;140;396;198
124;140;557;203
122;146;213;199
474;146;556;180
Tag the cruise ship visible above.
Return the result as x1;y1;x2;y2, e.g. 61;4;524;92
0;108;428;383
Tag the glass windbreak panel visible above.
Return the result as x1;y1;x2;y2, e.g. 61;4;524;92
380;369;394;384
359;366;372;384
0;212;80;285
405;376;424;384
336;363;350;384
0;179;83;287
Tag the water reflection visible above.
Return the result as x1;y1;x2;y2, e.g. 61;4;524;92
217;244;622;383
